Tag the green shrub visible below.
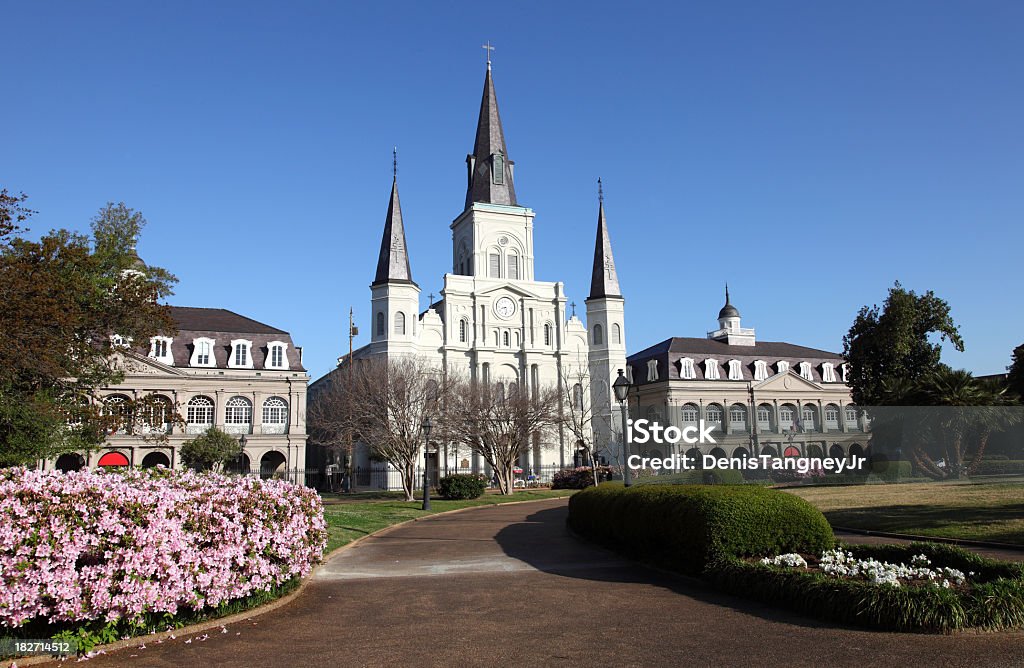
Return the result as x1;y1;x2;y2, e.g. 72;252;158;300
633;468;744;486
567;483;834;575
438;474;487;500
552;466;613;489
706;543;1024;632
974;460;1024;476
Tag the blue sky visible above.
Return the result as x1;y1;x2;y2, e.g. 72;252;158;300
3;1;1021;379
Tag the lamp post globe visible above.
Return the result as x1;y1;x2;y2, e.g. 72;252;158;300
421;417;434;510
613;369;632;488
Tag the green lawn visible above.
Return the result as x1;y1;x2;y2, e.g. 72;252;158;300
321;489;574;553
786;480;1024;546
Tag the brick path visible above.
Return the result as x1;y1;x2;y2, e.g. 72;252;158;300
79;498;1024;667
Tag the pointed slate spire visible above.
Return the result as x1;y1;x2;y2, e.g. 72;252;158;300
465;62;517;208
372;152;415;287
588;178;621;299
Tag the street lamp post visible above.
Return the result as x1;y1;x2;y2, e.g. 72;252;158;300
612;369;632;488
421;417;434;511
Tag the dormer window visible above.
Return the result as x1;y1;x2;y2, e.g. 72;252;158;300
841;363;850;383
492;152;505;185
777;361;790;375
646;359;659;382
704;358;721;380
821;362;837;383
267;341;290;370
799;362;813;380
727;359;742;381
679;357;696;380
753;360;769;381
149;336;174;365
229;339;254;369
190;337;216;367
111;334;132;349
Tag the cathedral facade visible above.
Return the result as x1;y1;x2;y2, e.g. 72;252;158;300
333;62;627;474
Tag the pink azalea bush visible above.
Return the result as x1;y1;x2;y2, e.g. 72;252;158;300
0;467;327;628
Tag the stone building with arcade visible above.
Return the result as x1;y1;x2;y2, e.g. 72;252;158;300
43;306;309;479
625;289;869;465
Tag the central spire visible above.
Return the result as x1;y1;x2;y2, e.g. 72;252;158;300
465;57;517;208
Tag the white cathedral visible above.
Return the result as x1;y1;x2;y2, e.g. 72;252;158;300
336;60;627;474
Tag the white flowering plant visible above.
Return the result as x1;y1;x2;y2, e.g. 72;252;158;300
760;548;973;589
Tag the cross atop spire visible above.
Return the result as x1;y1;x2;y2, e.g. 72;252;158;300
482;41;494;70
465;56;517;208
588;181;622;300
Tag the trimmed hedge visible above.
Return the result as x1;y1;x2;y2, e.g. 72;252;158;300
567;483;834;575
707;543;1024;633
973;460;1024;476
633;468;745;486
438;474;487;500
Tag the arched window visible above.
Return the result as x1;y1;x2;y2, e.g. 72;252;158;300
729;404;747;426
141;395;171;434
492;152;505;185
507;250;520;280
544;323;552;346
225;396;252;425
489;252;501;278
394;312;406;336
824;404;840;426
376;312;385;337
262;396;288;425
459;319;468;343
187;396;214;431
103;394;132;434
681;404;699;423
612;323;621;345
593;324;603;345
780;404;796;429
503;331;510;347
706;404;723;424
802;405;816;431
757;404;772;427
845;405;859;428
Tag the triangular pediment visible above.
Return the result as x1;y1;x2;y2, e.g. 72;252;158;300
110;351;186;377
754;370;823;392
476;283;542;300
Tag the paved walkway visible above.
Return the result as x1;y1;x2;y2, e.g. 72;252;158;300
81;499;1023;667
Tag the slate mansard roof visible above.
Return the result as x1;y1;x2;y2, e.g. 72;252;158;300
626;337;844;386
152;307;305;372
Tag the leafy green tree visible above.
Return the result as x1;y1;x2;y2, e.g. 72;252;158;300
179;427;243;472
1008;343;1024;403
843;282;964;406
0;196;177;466
0;188;34;244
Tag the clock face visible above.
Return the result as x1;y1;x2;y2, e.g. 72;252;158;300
494;296;516;320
